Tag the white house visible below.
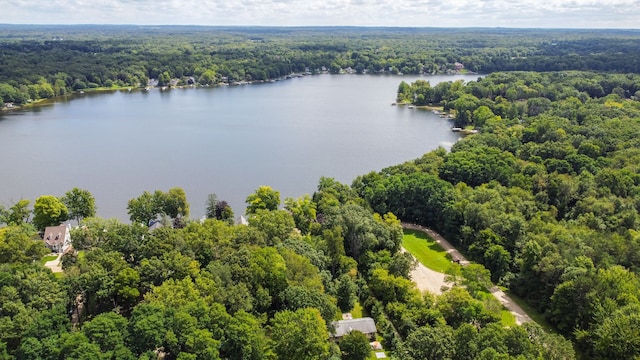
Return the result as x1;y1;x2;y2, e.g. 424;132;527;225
43;224;72;253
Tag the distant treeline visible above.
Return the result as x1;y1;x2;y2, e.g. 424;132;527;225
2;25;640;104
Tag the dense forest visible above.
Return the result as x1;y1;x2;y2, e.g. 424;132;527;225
2;26;640;105
355;71;640;358
0;182;573;359
2;26;640;359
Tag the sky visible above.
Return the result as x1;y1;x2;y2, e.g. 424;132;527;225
2;0;640;29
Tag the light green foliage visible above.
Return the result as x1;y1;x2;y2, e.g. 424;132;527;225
436;287;500;328
32;195;68;231
284;195;317;234
245;186;280;214
248;209;295;245
269;308;330;360
127;188;190;224
3;199;31;225
164;187;190;219
62;188;96;224
279;247;324;291
369;268;417;304
221;310;273;360
402;229;450;273
127;190;163;225
0;225;48;264
280;285;338;326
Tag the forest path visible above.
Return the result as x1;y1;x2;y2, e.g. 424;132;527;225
401;223;532;325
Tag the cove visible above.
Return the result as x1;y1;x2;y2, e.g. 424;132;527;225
0;74;479;220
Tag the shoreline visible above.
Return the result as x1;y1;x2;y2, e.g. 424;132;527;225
2;72;478;113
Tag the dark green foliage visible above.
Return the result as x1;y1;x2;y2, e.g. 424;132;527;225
339;331;371;360
358;70;640;357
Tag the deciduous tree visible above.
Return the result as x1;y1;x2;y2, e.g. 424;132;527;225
62;187;96;224
32;195;68;231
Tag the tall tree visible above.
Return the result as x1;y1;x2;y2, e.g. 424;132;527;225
163;187;190;219
205;194;218;219
32;195;68;231
62;187;96;224
339;330;371;360
127;191;163;225
269;308;330;360
5;199;31;225
245;186;280;214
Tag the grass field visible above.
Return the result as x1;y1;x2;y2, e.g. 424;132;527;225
40;255;59;264
402;229;451;273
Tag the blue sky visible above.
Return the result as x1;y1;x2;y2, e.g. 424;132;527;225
2;0;639;28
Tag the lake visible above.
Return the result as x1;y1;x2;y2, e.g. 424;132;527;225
0;74;479;220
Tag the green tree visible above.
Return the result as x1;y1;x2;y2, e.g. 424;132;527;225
336;274;358;312
62;188;96;224
245;186;280;214
204;194;234;223
248;209;295;245
405;325;456;360
81;312;133;357
32;195;68;231
205;193;218;219
4;199;31;225
127;190;163;225
270;308;330;360
221;310;273;360
0;225;48;263
339;330;371;360
164;187;190;219
284;195;317;234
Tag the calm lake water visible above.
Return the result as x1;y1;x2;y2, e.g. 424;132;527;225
0;74;478;220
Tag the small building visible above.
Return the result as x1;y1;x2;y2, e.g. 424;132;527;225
43;224;72;253
148;220;164;232
332;317;377;340
235;215;248;226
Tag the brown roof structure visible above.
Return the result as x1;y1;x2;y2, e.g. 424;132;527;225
43;225;69;253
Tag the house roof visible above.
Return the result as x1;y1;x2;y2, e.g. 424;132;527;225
43;225;68;247
332;317;377;338
148;220;164;231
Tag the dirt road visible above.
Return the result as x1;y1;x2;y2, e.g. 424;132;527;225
402;248;447;295
402;223;532;325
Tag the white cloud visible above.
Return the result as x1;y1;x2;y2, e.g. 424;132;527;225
1;0;639;27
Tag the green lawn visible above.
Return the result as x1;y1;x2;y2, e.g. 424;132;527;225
501;310;516;327
402;229;452;273
40;255;59;264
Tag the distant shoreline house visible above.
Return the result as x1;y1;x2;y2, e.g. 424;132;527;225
331;317;378;341
43;224;72;253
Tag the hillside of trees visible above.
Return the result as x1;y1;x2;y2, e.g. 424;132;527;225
354;71;640;358
2;25;640;105
0;181;574;359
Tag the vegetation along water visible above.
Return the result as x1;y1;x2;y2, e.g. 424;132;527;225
2;26;640;360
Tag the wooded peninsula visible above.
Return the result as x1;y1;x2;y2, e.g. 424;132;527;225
2;26;640;360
